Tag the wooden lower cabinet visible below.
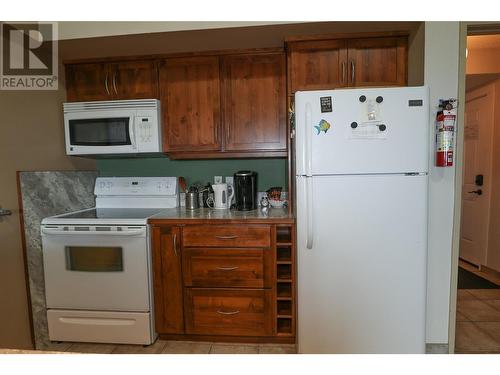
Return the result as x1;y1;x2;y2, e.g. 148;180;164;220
151;226;184;334
151;222;295;342
184;288;274;336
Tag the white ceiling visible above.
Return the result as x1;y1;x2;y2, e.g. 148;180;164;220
56;21;299;40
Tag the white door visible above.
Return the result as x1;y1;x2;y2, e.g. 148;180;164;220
296;174;428;353
459;84;494;267
41;226;150;311
295;87;429;175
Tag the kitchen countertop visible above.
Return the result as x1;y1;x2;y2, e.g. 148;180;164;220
148;207;294;224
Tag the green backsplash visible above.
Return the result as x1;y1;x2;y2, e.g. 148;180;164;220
97;156;288;191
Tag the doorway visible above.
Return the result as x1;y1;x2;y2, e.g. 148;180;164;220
455;32;500;353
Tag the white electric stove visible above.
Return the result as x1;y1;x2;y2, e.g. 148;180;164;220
41;177;178;345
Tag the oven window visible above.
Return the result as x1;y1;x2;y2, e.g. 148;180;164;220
65;246;123;272
69;118;130;146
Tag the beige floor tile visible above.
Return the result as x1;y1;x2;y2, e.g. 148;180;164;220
112;339;167;354
457;290;477;301
37;342;74;352
161;341;211;354
468;289;500;300
66;343;117;354
455;322;500;353
457;299;500;322
258;344;296;354
210;344;259;354
456;311;470;322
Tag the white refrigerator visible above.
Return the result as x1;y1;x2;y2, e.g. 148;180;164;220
295;86;429;354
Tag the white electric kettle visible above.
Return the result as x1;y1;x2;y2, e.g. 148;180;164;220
207;183;234;209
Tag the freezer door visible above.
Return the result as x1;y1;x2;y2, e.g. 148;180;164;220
296;174;428;353
295;87;429;175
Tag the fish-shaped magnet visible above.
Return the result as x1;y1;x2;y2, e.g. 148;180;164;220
314;119;331;135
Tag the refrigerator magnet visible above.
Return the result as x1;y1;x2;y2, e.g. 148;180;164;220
314;119;331;135
320;96;332;112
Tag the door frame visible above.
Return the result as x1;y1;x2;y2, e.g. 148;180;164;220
448;22;500;354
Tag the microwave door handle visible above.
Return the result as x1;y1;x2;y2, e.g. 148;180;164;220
129;120;137;150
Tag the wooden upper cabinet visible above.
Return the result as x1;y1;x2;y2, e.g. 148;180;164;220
287;36;408;92
111;60;158;99
221;53;286;152
347;37;407;87
151;226;184;334
65;60;158;102
65;63;110;102
288;39;348;92
160;56;221;152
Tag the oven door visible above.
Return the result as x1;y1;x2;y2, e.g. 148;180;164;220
64;110;137;155
41;225;150;312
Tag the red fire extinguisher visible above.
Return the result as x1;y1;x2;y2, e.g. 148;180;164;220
435;99;457;167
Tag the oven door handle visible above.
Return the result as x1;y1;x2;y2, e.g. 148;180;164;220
41;227;146;236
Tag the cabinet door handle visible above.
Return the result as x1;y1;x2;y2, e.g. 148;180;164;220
341;61;346;84
217;309;240;315
112;71;118;95
351;61;355;84
104;72;110;95
215;235;238;240
215;266;239;271
173;234;178;256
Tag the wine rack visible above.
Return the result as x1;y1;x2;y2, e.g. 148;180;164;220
275;224;295;336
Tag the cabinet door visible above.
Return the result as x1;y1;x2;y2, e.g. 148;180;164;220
111;60;158;99
65;63;111;102
221;53;286;152
288;40;348;92
151;226;184;334
160;57;221;152
347;37;407;87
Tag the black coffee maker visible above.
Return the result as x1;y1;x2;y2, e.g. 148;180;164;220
234;171;257;211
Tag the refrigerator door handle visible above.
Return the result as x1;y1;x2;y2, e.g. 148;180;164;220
305;103;313;176
306;177;313;249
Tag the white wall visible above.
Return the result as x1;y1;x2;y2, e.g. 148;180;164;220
424;22;461;344
56;22;298;40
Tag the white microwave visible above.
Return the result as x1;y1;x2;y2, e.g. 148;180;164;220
63;99;162;156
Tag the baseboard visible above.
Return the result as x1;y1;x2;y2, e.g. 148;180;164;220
426;343;449;354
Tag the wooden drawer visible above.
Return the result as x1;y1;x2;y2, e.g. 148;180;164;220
182;225;271;248
183;248;273;288
184;288;273;336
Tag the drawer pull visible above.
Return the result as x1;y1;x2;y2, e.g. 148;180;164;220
215;266;239;271
215;235;238;240
173;234;178;256
217;309;240;315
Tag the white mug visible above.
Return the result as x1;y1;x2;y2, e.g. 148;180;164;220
207;183;234;209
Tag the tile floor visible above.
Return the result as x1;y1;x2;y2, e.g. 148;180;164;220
455;289;500;353
51;341;296;354
455;260;500;353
